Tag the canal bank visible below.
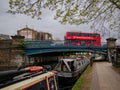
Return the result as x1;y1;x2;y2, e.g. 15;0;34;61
72;65;92;90
73;62;120;90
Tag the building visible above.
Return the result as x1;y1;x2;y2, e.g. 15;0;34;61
17;26;53;40
0;34;10;40
37;32;52;40
17;27;37;40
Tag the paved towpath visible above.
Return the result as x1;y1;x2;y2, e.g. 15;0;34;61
91;62;120;90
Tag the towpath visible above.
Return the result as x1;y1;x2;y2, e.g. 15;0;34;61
91;62;120;90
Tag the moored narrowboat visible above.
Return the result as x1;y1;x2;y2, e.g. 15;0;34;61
0;66;58;90
54;56;90;86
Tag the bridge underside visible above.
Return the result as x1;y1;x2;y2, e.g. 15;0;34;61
25;47;107;56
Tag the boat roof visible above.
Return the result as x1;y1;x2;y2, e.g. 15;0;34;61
62;58;76;62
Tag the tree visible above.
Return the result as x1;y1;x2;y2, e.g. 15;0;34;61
8;0;120;34
16;40;27;55
16;40;28;67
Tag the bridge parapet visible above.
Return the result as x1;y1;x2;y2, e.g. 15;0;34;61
26;40;107;48
24;40;107;55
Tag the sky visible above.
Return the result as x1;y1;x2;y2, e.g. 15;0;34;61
0;0;118;43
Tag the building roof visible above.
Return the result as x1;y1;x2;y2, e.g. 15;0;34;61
17;26;37;32
0;34;10;40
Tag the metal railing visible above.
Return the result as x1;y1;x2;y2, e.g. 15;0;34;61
26;40;107;48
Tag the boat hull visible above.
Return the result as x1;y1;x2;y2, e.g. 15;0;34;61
56;63;89;87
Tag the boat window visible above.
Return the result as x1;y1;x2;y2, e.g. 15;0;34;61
83;60;85;63
62;62;69;71
79;62;81;66
48;76;56;90
84;60;86;63
81;61;83;65
56;61;68;71
82;61;84;64
24;80;48;90
69;61;75;71
55;62;68;71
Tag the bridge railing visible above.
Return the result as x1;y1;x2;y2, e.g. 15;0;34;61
24;40;108;55
26;40;107;48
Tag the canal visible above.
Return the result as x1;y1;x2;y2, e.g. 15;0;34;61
0;54;90;90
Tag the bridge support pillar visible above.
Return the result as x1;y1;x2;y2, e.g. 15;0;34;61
106;38;117;63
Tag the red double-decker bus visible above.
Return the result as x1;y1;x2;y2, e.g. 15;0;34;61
64;32;101;47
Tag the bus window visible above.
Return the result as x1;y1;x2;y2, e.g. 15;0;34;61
96;34;100;37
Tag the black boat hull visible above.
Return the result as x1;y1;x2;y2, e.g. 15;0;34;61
56;63;89;87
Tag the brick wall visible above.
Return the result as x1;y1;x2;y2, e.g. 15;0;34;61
0;36;25;70
0;40;12;66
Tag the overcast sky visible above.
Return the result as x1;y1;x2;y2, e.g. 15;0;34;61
0;0;118;43
0;0;95;40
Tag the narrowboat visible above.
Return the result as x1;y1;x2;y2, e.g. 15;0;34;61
0;66;58;90
54;56;90;86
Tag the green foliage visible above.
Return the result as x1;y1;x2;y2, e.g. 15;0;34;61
72;66;92;90
8;0;120;33
16;40;28;55
72;77;84;90
17;40;27;49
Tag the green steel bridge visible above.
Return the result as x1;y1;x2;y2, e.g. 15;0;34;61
24;40;107;56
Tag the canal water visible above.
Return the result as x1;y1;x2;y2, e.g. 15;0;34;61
58;83;75;90
0;57;82;90
58;76;80;90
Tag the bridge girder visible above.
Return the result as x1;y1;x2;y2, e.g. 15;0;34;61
25;46;107;56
